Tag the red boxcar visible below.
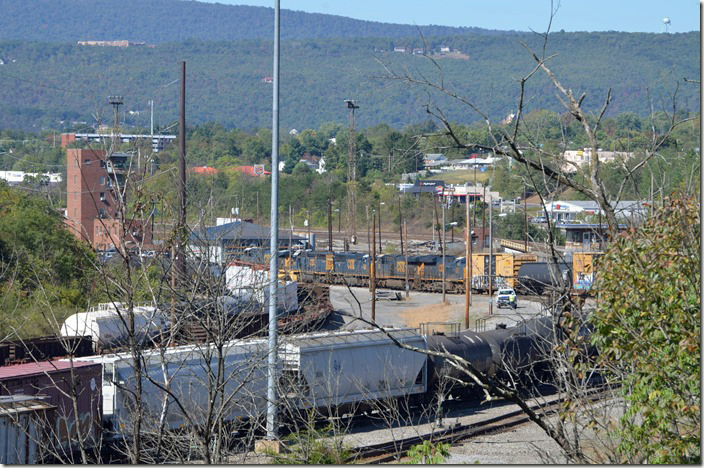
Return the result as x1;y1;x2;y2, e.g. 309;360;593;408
0;360;101;453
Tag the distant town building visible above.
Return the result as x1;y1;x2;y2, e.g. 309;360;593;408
0;171;62;186
298;154;327;174
412;48;424;55
189;219;306;263
190;166;219;175
77;40;146;47
228;165;270;177
422;153;447;168
262;76;274;83
65;149;152;251
548;199;648;223
561;149;634;173
393;46;407;53
61;133;175;152
439;45;451;53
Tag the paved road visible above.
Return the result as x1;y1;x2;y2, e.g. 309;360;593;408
323;285;547;332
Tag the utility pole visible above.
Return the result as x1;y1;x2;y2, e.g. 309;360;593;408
378;200;383;253
266;0;281;442
366;205;371;257
524;185;528;252
489;188;493;316
398;195;404;255
404;220;409;299
465;183;471;328
442;202;447;303
306;209;311;249
327;197;333;252
256;191;260;226
371;211;376;321
345;100;359;245
288;205;293;254
149;99;154;138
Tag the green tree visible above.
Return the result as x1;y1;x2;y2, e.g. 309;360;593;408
590;195;700;464
0;182;97;336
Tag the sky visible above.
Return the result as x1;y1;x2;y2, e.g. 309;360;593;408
204;0;700;33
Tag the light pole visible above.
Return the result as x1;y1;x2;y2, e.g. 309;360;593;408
266;0;281;442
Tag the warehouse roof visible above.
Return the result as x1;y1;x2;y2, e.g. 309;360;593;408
192;220;305;243
0;360;99;380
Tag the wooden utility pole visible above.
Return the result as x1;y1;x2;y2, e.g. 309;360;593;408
327;197;333;252
371;211;376;321
465;183;471;329
398;195;404;255
404;220;409;299
378;199;382;253
524;185;528;252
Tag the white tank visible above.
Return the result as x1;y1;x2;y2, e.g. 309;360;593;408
60;303;170;350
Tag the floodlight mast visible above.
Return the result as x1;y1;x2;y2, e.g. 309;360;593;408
345;99;359;247
266;0;280;441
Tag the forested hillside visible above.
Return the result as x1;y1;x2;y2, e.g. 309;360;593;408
0;0;511;43
0;30;697;132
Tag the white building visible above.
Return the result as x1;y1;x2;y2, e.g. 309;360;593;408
561;149;634;173
548;200;648;223
0;171;62;186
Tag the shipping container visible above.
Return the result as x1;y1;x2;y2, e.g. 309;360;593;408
0;396;55;464
0;360;102;452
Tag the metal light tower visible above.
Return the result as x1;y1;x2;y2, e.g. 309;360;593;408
266;0;281;442
108;95;123;147
345;100;359;244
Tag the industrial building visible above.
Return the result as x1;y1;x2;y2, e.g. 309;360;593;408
65;148;152;251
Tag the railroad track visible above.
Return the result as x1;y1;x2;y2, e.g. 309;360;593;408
350;389;607;463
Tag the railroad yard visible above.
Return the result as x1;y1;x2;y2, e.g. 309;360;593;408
229;288;571;464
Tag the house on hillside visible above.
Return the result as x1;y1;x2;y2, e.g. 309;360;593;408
561;148;634;173
422;153;447;168
298;154;326;174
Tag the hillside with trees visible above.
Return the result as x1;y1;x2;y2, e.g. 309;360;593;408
0;0;516;43
0;31;698;132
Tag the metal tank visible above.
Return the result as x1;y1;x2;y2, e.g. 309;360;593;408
516;262;572;294
424;329;495;396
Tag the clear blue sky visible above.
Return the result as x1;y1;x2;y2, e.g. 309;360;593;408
205;0;700;33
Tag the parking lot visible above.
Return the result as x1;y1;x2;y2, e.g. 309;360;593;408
325;285;548;332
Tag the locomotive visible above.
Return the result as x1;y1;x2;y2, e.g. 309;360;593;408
235;247;602;295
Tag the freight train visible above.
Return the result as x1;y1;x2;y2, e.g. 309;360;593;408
0;316;563;461
234;247;602;295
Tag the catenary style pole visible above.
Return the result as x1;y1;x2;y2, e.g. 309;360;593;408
266;0;280;441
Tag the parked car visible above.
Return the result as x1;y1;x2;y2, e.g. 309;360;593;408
531;216;548;224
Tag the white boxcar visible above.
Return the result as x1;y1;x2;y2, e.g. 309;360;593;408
73;338;271;436
279;328;427;412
